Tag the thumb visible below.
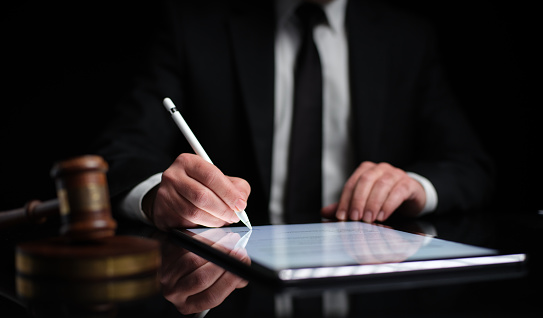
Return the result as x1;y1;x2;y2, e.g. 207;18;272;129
321;202;339;219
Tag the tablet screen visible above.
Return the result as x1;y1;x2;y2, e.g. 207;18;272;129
185;222;498;270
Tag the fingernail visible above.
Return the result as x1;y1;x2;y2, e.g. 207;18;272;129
363;211;373;223
377;211;385;222
337;210;347;221
351;209;360;221
234;198;247;212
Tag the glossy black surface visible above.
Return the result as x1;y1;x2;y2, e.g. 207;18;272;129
2;210;541;317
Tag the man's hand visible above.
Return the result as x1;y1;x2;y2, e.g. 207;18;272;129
145;153;251;230
321;161;426;223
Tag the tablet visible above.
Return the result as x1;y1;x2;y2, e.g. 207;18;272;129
170;222;526;292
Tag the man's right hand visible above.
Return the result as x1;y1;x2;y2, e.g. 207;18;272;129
144;153;251;230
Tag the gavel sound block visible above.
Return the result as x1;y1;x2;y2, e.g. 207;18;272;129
12;155;161;304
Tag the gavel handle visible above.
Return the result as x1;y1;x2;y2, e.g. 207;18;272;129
0;199;59;228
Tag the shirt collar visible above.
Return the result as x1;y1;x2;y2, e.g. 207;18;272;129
276;0;348;33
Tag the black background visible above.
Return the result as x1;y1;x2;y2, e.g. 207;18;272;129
1;1;540;212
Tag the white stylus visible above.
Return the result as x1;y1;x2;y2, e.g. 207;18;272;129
163;97;252;230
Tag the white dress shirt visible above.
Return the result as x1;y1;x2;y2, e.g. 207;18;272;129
120;0;438;225
270;0;355;224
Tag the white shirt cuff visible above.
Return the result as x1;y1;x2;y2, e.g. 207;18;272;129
119;172;162;225
406;172;438;216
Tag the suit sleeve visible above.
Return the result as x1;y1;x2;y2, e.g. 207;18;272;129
405;25;495;214
92;2;190;203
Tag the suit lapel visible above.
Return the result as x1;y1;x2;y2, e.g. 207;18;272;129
228;1;275;201
346;0;388;162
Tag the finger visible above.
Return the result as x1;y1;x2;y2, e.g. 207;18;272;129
176;261;226;296
228;176;251;199
336;174;360;221
188;247;251;309
232;249;251;288
369;225;405;263
155;183;232;228
169;232;240;297
336;161;376;221
166;261;227;315
173;235;250;315
362;170;402;223
161;250;207;289
377;178;420;222
161;232;237;291
228;176;252;220
321;202;339;219
228;247;251;288
182;154;248;214
198;230;243;256
165;163;239;224
185;270;245;314
347;164;386;221
160;248;192;286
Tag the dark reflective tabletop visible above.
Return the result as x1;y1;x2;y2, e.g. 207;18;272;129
2;210;541;317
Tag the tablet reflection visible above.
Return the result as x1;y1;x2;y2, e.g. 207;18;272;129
161;229;250;315
335;222;426;264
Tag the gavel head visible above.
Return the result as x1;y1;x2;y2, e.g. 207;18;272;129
50;155;117;241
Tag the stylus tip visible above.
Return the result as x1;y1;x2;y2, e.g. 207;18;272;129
236;210;252;230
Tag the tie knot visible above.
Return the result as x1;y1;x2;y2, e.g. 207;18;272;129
295;2;327;30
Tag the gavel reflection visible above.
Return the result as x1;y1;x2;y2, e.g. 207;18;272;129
1;155;161;316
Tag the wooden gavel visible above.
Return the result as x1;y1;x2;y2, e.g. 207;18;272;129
8;155;161;306
0;155;117;240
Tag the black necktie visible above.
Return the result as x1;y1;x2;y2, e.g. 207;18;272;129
285;3;326;223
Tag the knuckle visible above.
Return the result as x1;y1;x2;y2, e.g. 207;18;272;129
184;254;204;272
162;168;177;184
188;270;210;290
203;289;223;308
191;188;210;206
376;162;393;171
184;206;202;221
394;168;408;179
375;173;394;187
359;170;377;183
359;161;375;169
380;162;392;168
365;198;380;212
222;186;237;201
176;152;193;164
200;168;219;185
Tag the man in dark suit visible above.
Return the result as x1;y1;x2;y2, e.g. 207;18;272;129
95;0;494;230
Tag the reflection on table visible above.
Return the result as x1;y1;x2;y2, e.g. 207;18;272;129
1;211;541;317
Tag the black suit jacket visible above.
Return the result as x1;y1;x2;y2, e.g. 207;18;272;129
95;0;494;225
